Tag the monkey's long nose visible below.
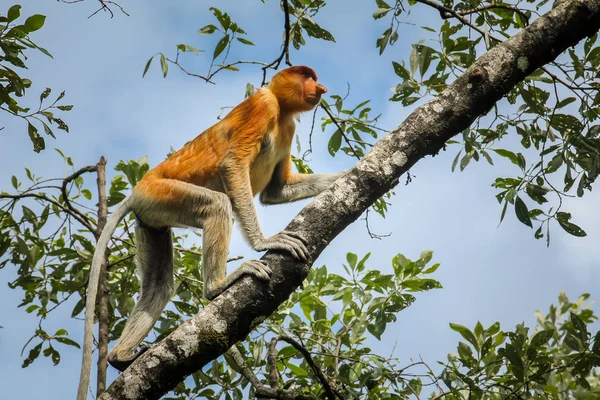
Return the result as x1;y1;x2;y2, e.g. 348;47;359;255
316;84;328;95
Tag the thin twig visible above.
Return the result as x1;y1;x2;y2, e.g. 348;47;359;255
269;335;343;400
449;3;531;25
61;165;98;233
261;0;292;86
319;103;361;159
229;345;319;400
0;192;94;232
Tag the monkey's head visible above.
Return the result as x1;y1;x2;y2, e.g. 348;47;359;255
269;66;328;112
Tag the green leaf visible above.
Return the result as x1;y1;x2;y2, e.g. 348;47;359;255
159;54;168;78
346;252;358;269
213;35;229;59
373;8;391;19
367;310;386;340
299;18;335;42
54;328;68;336
530;329;553;347
501;344;524;381
142;55;154;78
198;24;218;35
571;313;588;343
556;212;587;237
514;196;532;228
236;37;254;46
492;149;519;165
245;83;255;98
328;129;342;156
564;333;582;351
285;361;309;377
28;123;45;153
449;323;479;350
40;88;52;103
409;45;419;75
24;15;46;32
392;61;410;80
376;28;392;55
7;5;21;23
417;45;435;77
451;150;461;172
22;343;42;368
556;97;576;109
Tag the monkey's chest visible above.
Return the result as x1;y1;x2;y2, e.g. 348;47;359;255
249;136;286;196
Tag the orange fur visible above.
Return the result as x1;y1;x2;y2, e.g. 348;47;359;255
78;66;331;392
134;66;327;204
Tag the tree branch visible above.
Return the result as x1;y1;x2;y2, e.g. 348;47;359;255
0;192;93;231
229;346;319;400
261;0;292;86
95;157;110;396
61;165;98;234
99;1;600;398
268;335;341;400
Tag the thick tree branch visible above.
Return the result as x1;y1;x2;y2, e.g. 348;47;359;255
99;1;600;398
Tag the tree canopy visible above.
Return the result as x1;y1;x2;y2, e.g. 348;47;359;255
0;0;599;399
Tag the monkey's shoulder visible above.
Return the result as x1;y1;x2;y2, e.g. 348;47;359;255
230;89;279;123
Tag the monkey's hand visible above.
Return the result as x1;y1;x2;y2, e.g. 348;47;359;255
254;231;309;262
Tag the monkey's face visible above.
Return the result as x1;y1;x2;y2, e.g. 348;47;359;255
303;77;328;107
270;66;327;112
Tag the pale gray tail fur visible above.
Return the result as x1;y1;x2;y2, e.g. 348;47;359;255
76;194;132;400
107;222;174;364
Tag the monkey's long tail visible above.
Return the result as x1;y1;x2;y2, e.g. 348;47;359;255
76;194;133;400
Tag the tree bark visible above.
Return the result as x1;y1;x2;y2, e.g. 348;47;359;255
99;0;600;398
95;157;109;395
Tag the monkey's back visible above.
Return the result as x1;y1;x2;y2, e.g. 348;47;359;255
135;89;282;195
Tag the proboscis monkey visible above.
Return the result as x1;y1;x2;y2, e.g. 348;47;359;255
76;66;345;399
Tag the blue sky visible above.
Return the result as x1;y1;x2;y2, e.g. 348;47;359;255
0;0;598;398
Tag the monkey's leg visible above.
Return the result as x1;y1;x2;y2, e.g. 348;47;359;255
199;189;271;300
108;222;173;371
107;180;272;370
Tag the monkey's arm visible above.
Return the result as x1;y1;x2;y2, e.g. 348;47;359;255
260;156;346;205
219;152;309;261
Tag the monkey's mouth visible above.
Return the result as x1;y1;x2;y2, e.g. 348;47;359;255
306;94;321;105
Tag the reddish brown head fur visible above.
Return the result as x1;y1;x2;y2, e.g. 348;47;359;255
286;66;318;82
269;66;326;112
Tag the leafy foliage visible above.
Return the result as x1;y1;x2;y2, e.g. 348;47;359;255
377;1;600;242
2;0;600;398
168;251;442;399
0;5;72;152
438;293;600;399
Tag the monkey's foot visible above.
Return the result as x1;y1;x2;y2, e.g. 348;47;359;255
258;231;310;262
240;260;272;281
107;345;149;372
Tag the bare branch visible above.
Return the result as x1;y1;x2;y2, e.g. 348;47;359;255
229;346;320;400
268;335;342;400
0;192;94;231
95;157;110;395
61;164;98;234
261;0;292;86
